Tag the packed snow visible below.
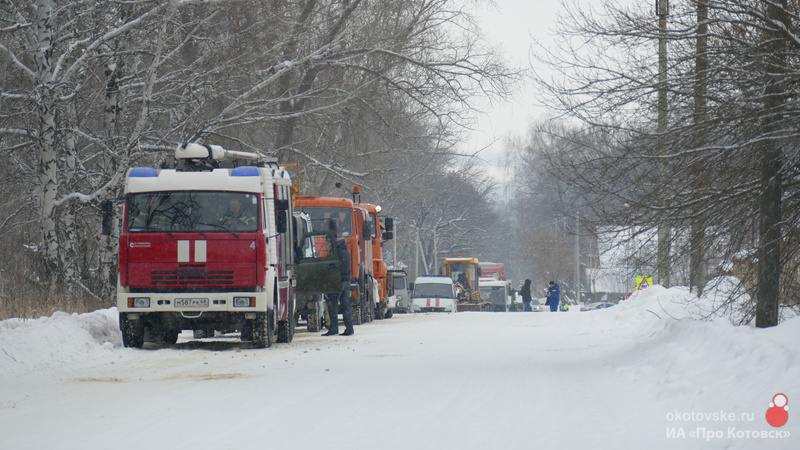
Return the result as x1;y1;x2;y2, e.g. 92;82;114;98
1;278;797;450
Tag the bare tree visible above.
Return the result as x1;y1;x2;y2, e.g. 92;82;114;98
529;0;800;326
0;0;515;305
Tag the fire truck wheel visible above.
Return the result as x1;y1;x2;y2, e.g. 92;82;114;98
251;311;274;348
277;312;295;343
385;308;393;319
120;314;144;348
163;330;179;345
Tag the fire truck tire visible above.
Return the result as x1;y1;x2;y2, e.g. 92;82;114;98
251;311;274;348
163;330;179;345
277;312;295;343
385;308;393;319
120;314;144;348
240;326;252;342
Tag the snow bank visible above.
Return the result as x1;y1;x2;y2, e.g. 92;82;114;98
615;276;797;325
0;308;121;377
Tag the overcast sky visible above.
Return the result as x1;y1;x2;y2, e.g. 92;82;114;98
463;0;564;183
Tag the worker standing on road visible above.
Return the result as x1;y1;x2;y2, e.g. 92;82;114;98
323;235;355;336
545;281;560;313
520;279;532;312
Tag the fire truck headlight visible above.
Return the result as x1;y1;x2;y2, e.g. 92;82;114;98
233;297;256;307
128;297;150;308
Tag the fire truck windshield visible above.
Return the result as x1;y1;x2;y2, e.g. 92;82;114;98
126;191;259;233
301;207;353;237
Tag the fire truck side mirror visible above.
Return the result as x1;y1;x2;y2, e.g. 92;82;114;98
101;200;113;236
384;217;394;232
276;211;287;234
275;199;289;211
275;200;290;233
382;231;393;241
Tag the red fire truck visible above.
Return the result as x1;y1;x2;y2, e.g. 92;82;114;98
114;143;337;348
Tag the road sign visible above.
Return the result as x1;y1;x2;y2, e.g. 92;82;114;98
636;276;653;290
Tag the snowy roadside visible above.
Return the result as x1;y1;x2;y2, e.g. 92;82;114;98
0;279;798;450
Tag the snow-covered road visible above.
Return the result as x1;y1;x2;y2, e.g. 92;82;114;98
1;283;798;450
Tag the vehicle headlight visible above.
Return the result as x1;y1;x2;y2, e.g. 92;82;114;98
233;297;255;307
128;297;150;308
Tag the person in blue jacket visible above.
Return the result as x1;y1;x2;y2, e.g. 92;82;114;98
545;281;560;312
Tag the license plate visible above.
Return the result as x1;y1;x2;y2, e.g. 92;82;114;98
175;298;209;308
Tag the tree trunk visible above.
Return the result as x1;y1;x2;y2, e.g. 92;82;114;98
34;0;61;284
690;0;709;295
656;0;671;288
755;0;787;328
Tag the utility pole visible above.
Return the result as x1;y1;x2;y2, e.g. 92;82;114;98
393;220;398;270
656;0;671;287
575;215;581;306
432;227;438;275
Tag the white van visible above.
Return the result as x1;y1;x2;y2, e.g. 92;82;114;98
410;275;458;313
388;270;410;313
479;279;512;312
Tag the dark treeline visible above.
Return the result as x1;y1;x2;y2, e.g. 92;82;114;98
0;0;515;316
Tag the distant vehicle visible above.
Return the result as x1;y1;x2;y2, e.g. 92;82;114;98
530;298;549;313
478;279;511;312
358;201;395;319
478;262;506;281
580;302;616;312
410;275;457;313
388;270;410;313
442;257;492;311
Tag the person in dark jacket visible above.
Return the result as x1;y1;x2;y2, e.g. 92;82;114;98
545;281;560;312
323;237;355;336
520;279;533;312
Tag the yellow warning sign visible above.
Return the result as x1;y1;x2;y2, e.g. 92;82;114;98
636;276;653;290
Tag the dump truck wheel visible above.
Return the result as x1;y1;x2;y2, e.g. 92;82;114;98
307;297;322;332
376;303;385;320
352;297;363;325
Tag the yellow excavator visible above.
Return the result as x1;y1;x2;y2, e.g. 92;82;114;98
442;257;492;312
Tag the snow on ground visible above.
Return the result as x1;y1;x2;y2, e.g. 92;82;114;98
1;280;798;450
